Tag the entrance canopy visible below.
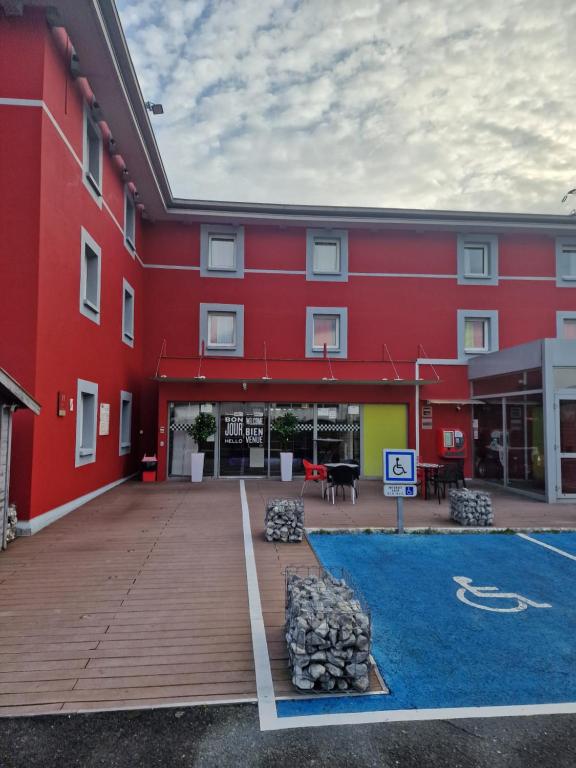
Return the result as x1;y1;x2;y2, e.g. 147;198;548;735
154;356;440;386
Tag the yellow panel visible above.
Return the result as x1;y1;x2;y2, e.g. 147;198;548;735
363;405;408;477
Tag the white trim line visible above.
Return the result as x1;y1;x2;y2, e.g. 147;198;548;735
16;473;136;536
270;701;576;731
0;97;44;108
517;532;576;561
142;263;200;271
239;480;278;731
350;272;455;279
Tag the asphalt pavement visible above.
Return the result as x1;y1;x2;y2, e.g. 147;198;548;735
1;704;576;768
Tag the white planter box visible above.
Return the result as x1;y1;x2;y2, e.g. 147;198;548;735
191;452;205;483
280;452;293;482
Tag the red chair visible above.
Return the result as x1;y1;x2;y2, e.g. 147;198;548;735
301;459;328;497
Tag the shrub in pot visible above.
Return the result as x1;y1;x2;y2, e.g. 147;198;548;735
187;412;217;482
271;411;299;481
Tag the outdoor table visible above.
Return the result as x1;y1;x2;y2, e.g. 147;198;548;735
322;462;360;500
417;463;440;500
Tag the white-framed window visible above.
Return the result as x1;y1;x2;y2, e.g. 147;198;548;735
306;229;348;282
313;314;340;350
457;235;498;285
207;312;236;349
313;239;340;274
82;104;103;207
124;186;136;253
122;279;135;347
208;236;236;271
119;391;132;456
556;239;576;286
464;318;489;353
200;225;244;278
199;303;244;357
306;307;348;358
457;309;499;357
557;312;576;340
79;227;101;325
75;379;98;467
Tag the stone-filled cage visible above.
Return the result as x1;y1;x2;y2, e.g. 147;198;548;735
284;565;372;693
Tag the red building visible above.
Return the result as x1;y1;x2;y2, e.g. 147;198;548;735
1;1;576;534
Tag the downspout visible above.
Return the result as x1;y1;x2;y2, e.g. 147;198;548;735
415;361;420;459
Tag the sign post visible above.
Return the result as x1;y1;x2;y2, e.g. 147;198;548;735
383;449;417;534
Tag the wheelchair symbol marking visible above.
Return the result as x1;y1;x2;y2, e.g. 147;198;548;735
453;576;552;613
392;458;407;476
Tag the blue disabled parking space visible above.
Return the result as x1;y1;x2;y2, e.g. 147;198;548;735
277;532;576;718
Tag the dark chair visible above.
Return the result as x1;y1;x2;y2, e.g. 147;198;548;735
326;465;357;504
433;463;460;504
455;459;466;489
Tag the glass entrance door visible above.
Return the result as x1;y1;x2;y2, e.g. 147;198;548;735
557;398;576;496
219;403;268;476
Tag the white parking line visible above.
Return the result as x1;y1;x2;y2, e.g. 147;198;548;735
239;480;278;731
517;533;576;561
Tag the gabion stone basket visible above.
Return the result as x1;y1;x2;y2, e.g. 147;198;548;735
265;498;304;542
285;566;372;693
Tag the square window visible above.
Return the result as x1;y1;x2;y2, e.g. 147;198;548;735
313;240;340;274
200;226;244;278
119;391;132;455
464;318;489;353
207;312;236;348
80;228;101;324
200;304;244;357
122;280;135;346
564;319;576;340
306;307;348;358
125;188;136;251
75;379;98;467
208;236;236;271
555;240;576;287
306;229;348;282
313;314;340;350
464;245;488;277
458;310;498;357
457;235;498;285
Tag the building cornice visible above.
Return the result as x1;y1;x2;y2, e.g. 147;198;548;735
13;0;576;233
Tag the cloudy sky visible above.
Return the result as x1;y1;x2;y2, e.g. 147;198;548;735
117;0;576;213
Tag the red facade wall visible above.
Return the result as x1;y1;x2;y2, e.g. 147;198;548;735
1;8;574;520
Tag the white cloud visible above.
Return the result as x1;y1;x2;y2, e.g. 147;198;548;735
117;0;576;213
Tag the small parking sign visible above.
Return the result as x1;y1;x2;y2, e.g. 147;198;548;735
384;449;417;484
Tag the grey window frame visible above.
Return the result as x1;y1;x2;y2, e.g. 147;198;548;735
555;239;576;287
457;309;499;358
119;390;132;456
306;229;349;282
457;234;499;285
306;307;348;358
82;104;103;207
79;227;101;325
124;185;136;253
122;278;135;347
200;224;244;278
199;303;244;357
556;311;576;339
75;378;98;467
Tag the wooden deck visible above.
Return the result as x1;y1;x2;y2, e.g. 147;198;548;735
0;482;259;716
1;477;574;718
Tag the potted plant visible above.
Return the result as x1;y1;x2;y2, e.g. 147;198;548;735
187;412;217;482
271;411;299;481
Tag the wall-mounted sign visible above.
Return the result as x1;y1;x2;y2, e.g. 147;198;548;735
57;391;67;417
99;403;110;436
421;405;433;430
200;403;213;413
